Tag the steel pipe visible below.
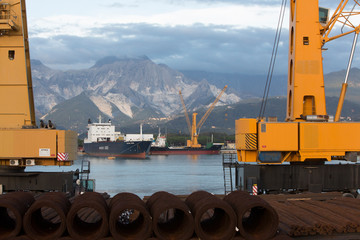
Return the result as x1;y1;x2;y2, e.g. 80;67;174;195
12;235;32;240
23;192;70;240
0;192;34;239
224;191;279;240
67;192;109;240
185;191;236;240
109;192;152;240
146;191;194;240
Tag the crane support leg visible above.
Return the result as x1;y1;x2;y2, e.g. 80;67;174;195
0;171;79;194
236;163;360;194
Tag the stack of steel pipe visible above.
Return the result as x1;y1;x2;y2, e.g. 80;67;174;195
291;200;357;234
23;192;70;240
109;192;152;240
269;197;360;237
306;200;360;233
223;190;279;240
66;192;109;240
6;190;360;239
185;190;237;240
146;191;194;240
0;192;34;239
269;200;319;236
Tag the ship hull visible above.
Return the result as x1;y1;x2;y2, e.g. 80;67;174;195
84;141;152;159
150;145;222;155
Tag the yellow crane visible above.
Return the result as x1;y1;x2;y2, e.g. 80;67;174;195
234;0;360;194
180;85;227;148
0;0;78;192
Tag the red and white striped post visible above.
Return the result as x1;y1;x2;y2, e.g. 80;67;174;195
57;152;69;161
252;184;258;196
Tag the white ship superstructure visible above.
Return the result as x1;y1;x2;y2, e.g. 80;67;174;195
84;116;123;144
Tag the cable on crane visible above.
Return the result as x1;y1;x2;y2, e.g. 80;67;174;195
258;0;287;120
341;1;357;34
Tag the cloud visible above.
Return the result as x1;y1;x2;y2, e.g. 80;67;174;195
29;23;290;74
106;3;139;8
28;3;283;37
26;0;358;74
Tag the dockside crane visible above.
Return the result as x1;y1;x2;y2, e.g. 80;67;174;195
0;0;79;193
180;85;227;148
235;0;360;195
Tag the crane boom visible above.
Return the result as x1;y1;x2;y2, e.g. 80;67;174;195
179;90;192;134
322;0;360;43
181;85;227;148
197;85;227;130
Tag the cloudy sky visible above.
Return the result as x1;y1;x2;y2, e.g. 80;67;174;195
25;0;360;75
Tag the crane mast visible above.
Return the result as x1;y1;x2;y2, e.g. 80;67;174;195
287;0;360;122
286;0;327;121
0;0;36;127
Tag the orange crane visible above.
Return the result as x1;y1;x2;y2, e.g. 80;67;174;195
234;0;360;195
180;85;227;148
0;0;80;193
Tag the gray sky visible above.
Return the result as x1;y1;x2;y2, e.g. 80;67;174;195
25;0;360;74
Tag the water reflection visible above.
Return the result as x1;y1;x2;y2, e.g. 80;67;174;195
26;154;224;198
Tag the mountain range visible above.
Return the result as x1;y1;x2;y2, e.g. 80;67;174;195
31;56;360;136
31;56;241;133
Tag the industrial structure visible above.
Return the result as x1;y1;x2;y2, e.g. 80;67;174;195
235;0;360;194
0;0;82;193
179;85;227;148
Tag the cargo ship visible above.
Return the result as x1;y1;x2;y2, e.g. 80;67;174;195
83;117;152;159
150;131;222;155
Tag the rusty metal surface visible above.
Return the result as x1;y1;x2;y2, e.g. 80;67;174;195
224;190;279;240
0;192;34;239
185;190;237;240
23;192;70;240
109;192;152;240
268;195;360;238
146;191;194;240
66;192;110;240
2;191;360;239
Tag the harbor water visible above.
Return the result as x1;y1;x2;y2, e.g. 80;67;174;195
26;154;225;198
